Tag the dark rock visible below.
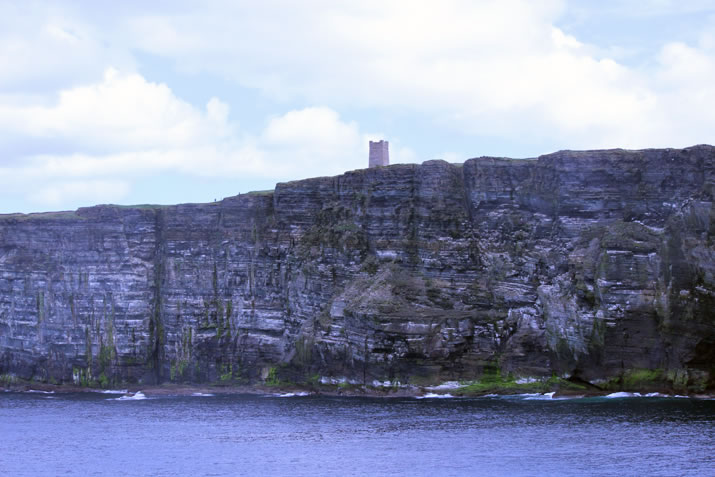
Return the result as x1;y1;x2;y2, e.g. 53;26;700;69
1;146;713;392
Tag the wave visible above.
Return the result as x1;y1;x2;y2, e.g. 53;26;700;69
644;392;689;399
426;381;464;391
476;392;574;401
26;389;55;394
98;389;129;394
605;391;693;399
191;392;215;397
524;392;556;400
111;391;147;401
605;392;642;398
275;392;311;398
416;393;454;399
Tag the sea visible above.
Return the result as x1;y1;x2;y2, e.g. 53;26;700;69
1;390;713;476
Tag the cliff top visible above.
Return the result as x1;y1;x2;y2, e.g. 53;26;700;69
1;144;712;220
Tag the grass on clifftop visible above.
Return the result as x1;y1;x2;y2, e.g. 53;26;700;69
0;211;83;221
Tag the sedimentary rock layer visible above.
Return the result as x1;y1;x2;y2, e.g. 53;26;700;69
1;146;713;390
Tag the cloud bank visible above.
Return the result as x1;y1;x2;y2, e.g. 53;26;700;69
0;0;713;211
0;70;379;207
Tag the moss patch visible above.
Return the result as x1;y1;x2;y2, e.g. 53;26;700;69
456;373;587;396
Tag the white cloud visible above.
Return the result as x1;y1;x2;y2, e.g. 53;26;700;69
658;42;715;88
0;2;134;91
115;0;714;149
0;70;377;208
0;68;234;153
649;41;715;146
3;1;714;153
32;180;130;207
1;1;714;211
263;107;360;149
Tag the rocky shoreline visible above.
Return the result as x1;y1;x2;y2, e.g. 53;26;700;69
4;379;714;400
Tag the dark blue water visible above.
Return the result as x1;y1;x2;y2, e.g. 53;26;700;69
1;391;713;477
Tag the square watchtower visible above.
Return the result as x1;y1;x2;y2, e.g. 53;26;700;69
369;140;389;168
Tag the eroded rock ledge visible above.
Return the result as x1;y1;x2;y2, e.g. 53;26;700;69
1;146;713;393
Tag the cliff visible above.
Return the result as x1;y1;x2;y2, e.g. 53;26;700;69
1;146;713;393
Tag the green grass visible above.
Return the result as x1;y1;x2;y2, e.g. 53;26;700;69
622;369;663;387
265;367;280;386
0;374;18;385
601;368;710;393
456;374;587;396
601;368;665;391
219;364;233;382
0;211;82;221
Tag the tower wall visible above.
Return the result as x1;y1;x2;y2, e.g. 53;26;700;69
369;140;389;168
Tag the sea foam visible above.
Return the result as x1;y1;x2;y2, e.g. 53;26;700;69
426;381;465;391
98;389;129;394
604;392;642;398
524;392;556;400
112;391;147;401
416;393;454;399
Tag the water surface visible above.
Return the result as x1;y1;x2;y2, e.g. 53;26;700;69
1;391;713;476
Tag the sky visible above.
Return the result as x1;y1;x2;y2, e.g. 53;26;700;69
1;0;714;213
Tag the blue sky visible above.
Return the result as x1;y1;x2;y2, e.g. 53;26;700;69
1;0;714;213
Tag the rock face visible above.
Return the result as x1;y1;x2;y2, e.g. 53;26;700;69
1;146;713;391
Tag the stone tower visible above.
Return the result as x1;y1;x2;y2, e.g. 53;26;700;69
369;140;389;168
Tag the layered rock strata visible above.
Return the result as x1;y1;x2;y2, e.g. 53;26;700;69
1;146;713;391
